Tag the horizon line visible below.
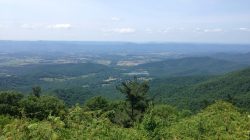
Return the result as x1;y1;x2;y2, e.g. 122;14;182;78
0;40;250;45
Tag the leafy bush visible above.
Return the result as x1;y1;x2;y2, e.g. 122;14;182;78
85;96;109;111
165;101;250;139
0;91;23;116
20;95;65;120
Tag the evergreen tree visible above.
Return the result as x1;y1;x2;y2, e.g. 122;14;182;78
117;77;150;122
32;86;42;97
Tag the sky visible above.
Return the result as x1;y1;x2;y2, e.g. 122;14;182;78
0;0;250;43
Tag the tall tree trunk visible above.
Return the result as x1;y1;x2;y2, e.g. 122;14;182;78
131;103;134;121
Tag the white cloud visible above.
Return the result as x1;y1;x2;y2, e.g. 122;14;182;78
159;27;186;33
111;17;121;21
204;28;223;33
193;28;225;33
102;27;136;34
239;27;250;32
47;24;72;29
20;23;72;30
113;28;135;33
20;24;41;30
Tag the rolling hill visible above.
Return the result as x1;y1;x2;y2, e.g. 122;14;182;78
135;57;248;77
211;52;250;65
155;67;250;111
0;63;119;92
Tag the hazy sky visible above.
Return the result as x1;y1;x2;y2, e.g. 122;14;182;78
0;0;250;43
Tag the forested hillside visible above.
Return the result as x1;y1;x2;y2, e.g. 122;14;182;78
135;57;247;77
153;67;250;111
0;63;119;92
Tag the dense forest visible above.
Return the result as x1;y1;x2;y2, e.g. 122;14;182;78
0;71;250;139
152;68;250;112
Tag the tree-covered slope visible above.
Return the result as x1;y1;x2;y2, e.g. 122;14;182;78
211;52;250;65
135;57;247;77
0;63;120;92
3;63;113;77
158;67;250;111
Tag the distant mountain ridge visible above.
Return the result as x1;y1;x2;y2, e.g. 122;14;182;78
1;41;250;55
211;52;250;65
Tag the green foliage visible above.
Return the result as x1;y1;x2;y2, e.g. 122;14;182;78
0;91;23;116
85;96;109;111
141;104;181;139
20;95;65;120
153;68;250;111
54;88;94;106
106;101;134;128
0;69;250;139
0;115;12;135
1;118;64;140
117;77;150;122
165;101;250;139
0;95;249;140
32;86;42;97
